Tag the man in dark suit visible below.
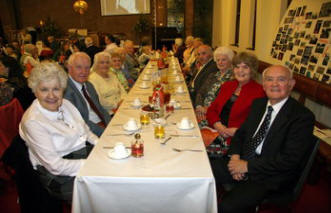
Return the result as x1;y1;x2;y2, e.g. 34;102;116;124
187;45;218;103
84;37;100;65
210;65;315;212
64;52;111;137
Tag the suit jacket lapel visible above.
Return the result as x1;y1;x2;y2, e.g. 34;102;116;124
68;78;89;113
248;98;268;138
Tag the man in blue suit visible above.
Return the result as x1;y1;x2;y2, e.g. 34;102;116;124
64;52;111;136
211;65;315;212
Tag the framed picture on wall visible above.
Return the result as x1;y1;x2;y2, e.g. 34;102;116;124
319;2;331;17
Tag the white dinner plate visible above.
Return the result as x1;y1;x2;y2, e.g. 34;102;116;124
176;90;185;94
139;84;150;89
123;123;142;132
176;122;194;130
131;103;142;108
174;103;181;109
108;149;131;160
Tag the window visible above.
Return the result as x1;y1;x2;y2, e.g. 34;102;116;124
247;0;257;50
233;0;241;46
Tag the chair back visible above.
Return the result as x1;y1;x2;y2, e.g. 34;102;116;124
0;98;24;157
292;136;320;200
2;135;62;213
261;135;320;207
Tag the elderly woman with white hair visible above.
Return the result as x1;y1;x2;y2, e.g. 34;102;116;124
89;51;127;114
19;62;98;201
195;46;235;126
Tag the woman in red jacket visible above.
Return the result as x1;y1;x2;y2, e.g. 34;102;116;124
206;52;265;157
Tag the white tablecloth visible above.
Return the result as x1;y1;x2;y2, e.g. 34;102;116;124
72;58;217;213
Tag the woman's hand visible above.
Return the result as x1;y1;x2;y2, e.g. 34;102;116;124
213;122;230;138
195;106;207;121
222;127;238;137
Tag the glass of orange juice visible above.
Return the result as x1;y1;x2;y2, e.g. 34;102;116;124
154;124;165;139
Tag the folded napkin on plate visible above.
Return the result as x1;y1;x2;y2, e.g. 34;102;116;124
200;126;219;147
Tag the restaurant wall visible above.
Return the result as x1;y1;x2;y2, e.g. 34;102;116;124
0;0;155;42
212;0;331;127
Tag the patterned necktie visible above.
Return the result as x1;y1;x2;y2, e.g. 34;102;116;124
82;85;106;127
243;106;273;160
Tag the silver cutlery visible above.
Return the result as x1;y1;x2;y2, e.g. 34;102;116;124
103;146;131;149
164;113;172;120
170;134;198;138
161;137;172;145
108;132;135;136
172;148;203;152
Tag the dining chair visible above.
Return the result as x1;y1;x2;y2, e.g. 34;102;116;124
2;135;62;213
256;136;320;212
0;98;24;157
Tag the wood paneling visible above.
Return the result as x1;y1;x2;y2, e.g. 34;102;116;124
1;0;156;43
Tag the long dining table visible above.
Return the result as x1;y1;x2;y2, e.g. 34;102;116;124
72;57;217;213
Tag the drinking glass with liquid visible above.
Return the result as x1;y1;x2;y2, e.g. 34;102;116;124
154;124;165;139
140;112;150;125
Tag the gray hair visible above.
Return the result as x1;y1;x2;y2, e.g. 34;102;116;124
213;46;235;61
84;36;94;47
175;38;183;46
28;62;68;93
185;36;194;45
91;51;111;72
124;40;134;48
262;65;293;80
24;44;37;55
67;52;91;67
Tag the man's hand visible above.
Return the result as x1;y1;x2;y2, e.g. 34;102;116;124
232;173;245;181
228;157;248;175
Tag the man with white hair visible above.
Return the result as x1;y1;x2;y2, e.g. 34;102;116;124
211;65;315;213
123;40;139;80
64;52;111;136
188;44;217;103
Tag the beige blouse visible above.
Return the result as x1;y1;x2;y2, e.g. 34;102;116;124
88;71;127;113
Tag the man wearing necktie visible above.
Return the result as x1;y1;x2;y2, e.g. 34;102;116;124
64;52;111;136
210;65;315;212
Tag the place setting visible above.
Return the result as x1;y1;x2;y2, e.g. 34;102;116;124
138;81;150;89
175;85;186;94
108;118;142;136
107;142;132;160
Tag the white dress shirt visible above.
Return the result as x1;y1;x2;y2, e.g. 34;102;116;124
69;76;101;123
255;97;288;154
19;99;98;176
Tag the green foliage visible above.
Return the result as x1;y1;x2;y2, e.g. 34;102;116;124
134;15;151;34
40;17;63;40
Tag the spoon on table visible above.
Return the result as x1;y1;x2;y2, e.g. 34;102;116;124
161;137;172;145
